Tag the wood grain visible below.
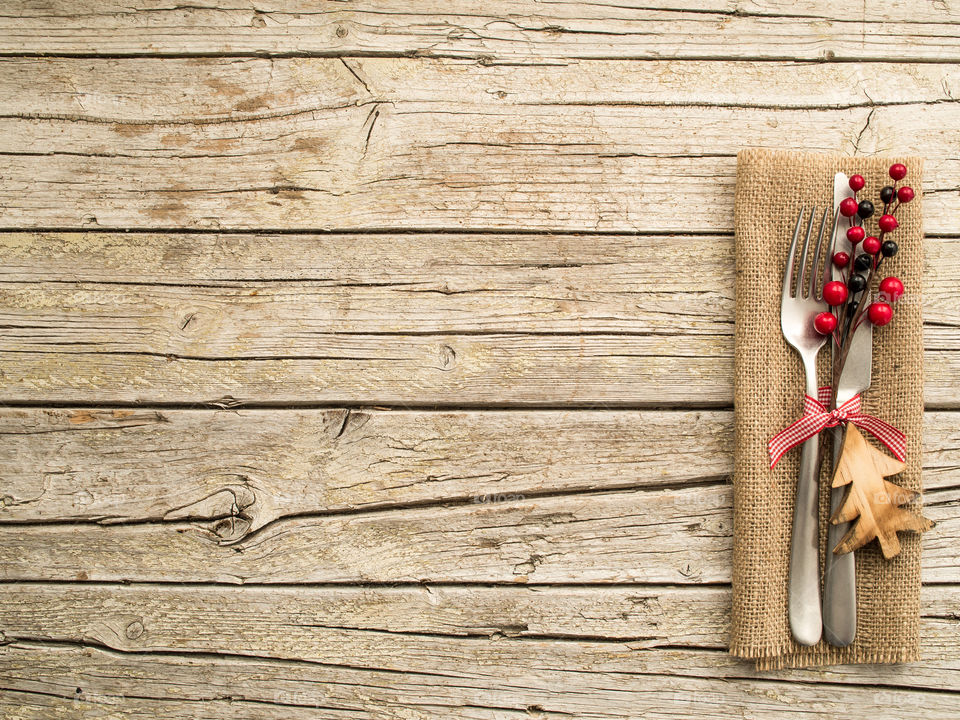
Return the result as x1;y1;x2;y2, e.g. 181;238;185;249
830;424;934;558
5;231;957;333
2;1;960;61
0;584;731;652
0;407;731;527
0;57;958;231
0;481;734;584
1;585;959;717
0;405;955;584
0;583;956;679
0;333;735;406
4;657;958;720
2;232;958;405
0;472;954;585
2;406;958;528
2;6;959;711
5;56;957;120
0;692;363;720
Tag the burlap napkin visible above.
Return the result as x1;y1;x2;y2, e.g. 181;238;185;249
731;148;925;669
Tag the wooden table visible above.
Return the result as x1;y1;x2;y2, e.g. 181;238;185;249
1;2;959;717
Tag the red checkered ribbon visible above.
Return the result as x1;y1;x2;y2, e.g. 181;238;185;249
768;386;906;469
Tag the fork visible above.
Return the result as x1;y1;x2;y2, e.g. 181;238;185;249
780;206;834;646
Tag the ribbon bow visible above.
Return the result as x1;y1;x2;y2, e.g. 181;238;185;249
768;386;906;469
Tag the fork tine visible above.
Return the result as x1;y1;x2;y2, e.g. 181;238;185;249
783;207;805;300
796;207;816;298
809;207;831;298
814;207;838;299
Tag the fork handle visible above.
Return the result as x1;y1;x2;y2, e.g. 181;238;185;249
823;425;857;646
789;432;823;646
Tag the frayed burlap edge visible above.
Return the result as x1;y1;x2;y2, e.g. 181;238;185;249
754;646;920;671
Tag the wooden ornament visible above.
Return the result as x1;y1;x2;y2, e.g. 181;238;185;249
830;424;934;559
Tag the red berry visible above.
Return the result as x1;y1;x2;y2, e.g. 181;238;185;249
897;186;915;203
889;163;907;181
868;302;893;326
822;280;849;306
839;197;859;217
814;312;837;335
878;214;898;233
832;251;850;268
846;226;865;244
849;174;865;192
879;276;904;302
862;236;882;255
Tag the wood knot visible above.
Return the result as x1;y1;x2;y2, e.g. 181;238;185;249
125;620;144;640
179;312;198;332
678;562;701;581
437;344;457;371
163;479;270;545
211;514;253;543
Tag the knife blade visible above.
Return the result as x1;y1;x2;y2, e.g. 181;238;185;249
822;172;872;646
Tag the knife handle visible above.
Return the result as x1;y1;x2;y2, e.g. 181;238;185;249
789;433;823;646
823;425;857;646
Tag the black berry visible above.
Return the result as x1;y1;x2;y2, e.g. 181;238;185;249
881;240;899;258
857;200;875;219
853;254;872;272
880;185;896;204
848;273;867;292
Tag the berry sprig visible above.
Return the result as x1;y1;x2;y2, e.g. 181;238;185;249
812;163;914;410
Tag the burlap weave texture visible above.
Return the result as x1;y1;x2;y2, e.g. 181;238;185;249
731;149;925;670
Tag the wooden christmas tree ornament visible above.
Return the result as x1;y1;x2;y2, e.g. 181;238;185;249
830;424;934;559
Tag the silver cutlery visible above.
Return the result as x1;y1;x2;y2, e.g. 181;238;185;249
823;172;871;646
780;205;835;646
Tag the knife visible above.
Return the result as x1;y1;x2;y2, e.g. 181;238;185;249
822;172;872;646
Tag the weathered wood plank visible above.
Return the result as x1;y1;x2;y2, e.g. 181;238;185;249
2;232;957;405
2;104;954;233
0;478;954;584
0;57;958;232
0;482;734;583
5;658;957;720
0;582;953;659
0;333;736;405
2;231;958;292
2;232;740;336
0;408;731;527
1;585;959;716
2;1;960;61
2;406;958;531
1;7;957;715
0;584;727;651
2;584;958;683
6;232;958;334
0;688;369;720
4;57;957;119
4;327;957;407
